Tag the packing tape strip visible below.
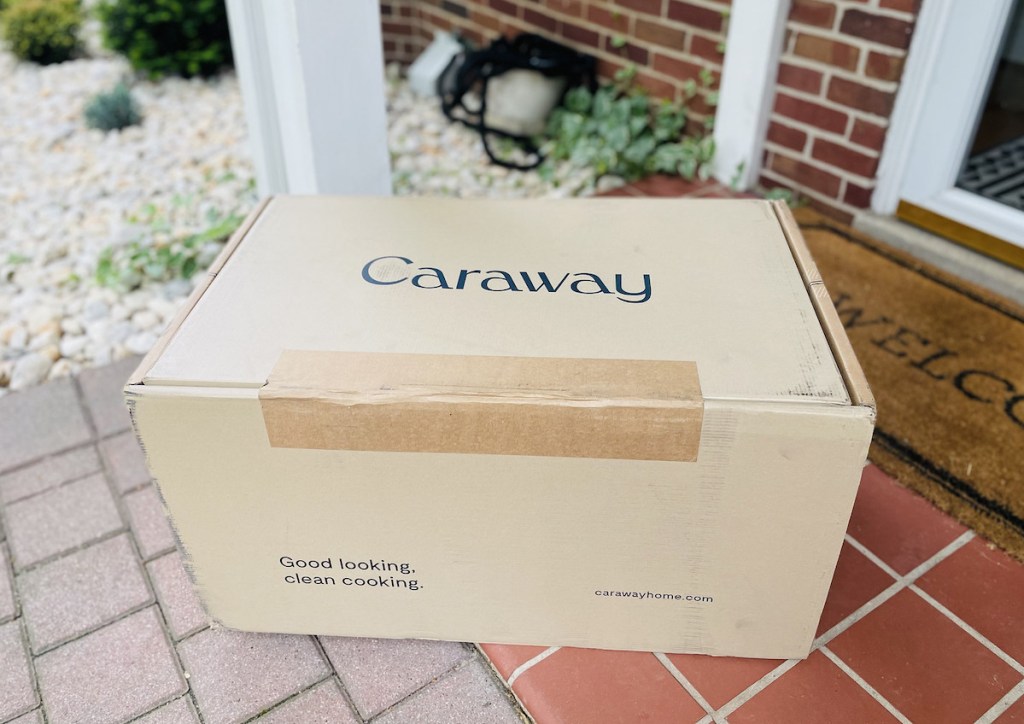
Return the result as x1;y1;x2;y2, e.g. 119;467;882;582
259;350;703;462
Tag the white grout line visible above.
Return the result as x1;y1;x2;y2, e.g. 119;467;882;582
713;659;801;719
813;531;975;648
910;585;1024;677
710;531;977;721
506;646;560;688
820;646;912;724
977;678;1024;723
653;652;723;723
850;530;974;585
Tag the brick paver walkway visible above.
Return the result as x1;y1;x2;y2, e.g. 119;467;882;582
0;357;525;724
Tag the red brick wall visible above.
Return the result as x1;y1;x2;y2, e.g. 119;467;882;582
380;0;732;127
760;0;919;221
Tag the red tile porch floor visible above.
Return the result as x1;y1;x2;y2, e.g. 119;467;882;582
1;178;1022;723
477;177;1024;723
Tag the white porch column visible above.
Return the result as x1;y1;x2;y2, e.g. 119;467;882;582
712;0;791;190
225;0;392;196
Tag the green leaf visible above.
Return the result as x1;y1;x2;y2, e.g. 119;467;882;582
564;86;592;114
623;136;657;165
604;124;630;152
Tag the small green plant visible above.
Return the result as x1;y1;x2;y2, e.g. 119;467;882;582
96;203;243;291
98;0;232;78
0;0;81;65
542;65;717;182
84;82;142;132
763;187;808;208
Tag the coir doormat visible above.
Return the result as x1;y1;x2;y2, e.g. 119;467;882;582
795;208;1024;560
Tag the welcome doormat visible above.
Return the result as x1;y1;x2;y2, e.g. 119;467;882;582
795;208;1024;559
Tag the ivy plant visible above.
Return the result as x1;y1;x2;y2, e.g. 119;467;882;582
542;66;717;182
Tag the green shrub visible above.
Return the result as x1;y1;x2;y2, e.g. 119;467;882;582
0;0;82;65
542;66;717;182
84;82;142;131
98;0;232;78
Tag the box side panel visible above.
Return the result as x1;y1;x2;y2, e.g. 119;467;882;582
131;389;873;658
772;201;876;412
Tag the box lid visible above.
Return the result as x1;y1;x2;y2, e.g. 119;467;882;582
141;196;850;406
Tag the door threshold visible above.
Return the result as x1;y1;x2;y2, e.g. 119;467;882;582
853;211;1024;309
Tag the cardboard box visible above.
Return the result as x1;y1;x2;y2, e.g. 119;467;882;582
126;196;875;659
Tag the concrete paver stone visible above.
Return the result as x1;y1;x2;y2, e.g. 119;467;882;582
374;658;524;724
146;550;209;640
99;431;152;495
0;542;17;622
20;534;152;652
0;445;101;505
0;378;92;474
4;472;122;570
133;696;201;724
257;680;360;724
177;627;330;724
124;485;176;560
35;606;186;724
77;355;140;437
7;709;44;724
321;636;473;719
0;619;37;722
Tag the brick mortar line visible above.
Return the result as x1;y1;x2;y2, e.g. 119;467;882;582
759;167;860;214
770;98;864;149
433;1;728;57
652;651;721;722
764;137;879;182
818;645;912;723
775;85;898;125
469;1;729;83
786;16;839;35
787;25;914;57
781;54;902;93
765;112;852;149
763;141;880;187
834;2;918;23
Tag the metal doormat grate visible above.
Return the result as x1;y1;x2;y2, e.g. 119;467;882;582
957;135;1024;212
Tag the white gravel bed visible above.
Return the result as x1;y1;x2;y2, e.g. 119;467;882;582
0;55;605;395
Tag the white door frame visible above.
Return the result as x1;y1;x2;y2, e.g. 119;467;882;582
225;0;392;196
712;0;792;190
873;0;1024;245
